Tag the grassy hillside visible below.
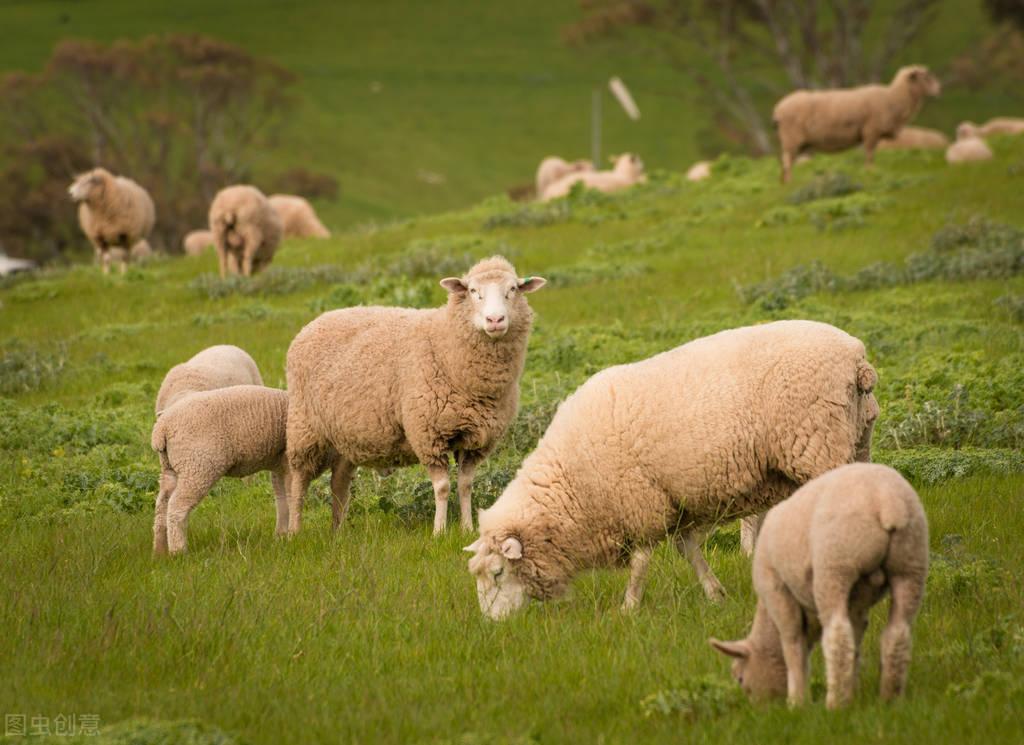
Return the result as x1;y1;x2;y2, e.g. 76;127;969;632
0;0;1004;231
2;136;1024;743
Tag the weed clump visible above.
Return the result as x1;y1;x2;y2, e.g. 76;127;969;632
640;677;744;720
787;171;862;204
0;339;67;395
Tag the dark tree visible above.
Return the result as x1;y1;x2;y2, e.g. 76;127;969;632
985;0;1024;29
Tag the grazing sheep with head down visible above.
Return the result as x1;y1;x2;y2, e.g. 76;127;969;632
541;153;646;201
69;167;156;275
285;256;546;536
773;65;941;182
957;117;1024;140
946;136;993;164
208;185;283;277
151;385;289;555
710;463;928;709
155;344;263;416
876;125;949;151
268;194;331;239
465;320;879;620
183;229;215;256
535;157;594;199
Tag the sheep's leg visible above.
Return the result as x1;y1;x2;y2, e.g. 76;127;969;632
271;467;289;536
101;251;111;275
863;136;879;167
455;452;481;532
762;581;811;706
226;251;241;277
740;514;762;556
242;249;255;277
674;529;726;602
622;544;654;612
879;574;923;701
165;474;217;555
153;469;177;555
287;470;312;535
815;569;859;709
330;459;355;531
780;150;794;184
427;463;451;536
216;246;228;279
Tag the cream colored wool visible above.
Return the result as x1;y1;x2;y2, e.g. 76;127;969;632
155;344;263;416
151;385;289;554
773;65;941;182
208;185;283;277
957;117;1024;140
877;125;949;150
467;320;879;619
711;463;928;709
686;160;712;181
285;256;545;536
945;136;993;163
535;157;594;199
69;167;156;275
541;153;646;201
268;194;330;239
183;229;215;256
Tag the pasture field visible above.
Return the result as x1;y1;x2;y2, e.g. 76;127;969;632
2;139;1024;743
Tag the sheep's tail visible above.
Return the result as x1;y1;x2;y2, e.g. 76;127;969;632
222;210;236;228
151;419;167;455
879;494;910;533
856;360;877;394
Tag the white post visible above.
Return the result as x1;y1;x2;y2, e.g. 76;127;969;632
591;87;601;167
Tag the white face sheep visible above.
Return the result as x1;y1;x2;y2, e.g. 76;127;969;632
535;157;594;199
155;344;264;416
267;194;331;239
541;153;646;201
285;256;546;538
69;167;156;275
957;117;1024;140
208;185;283;278
465;320;879;620
710;463;929;709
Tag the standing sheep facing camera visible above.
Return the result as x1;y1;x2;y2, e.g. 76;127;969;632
773;65;941;182
155;344;263;416
285;256;546;537
465;321;879;620
209;185;283;277
268;194;331;239
69;167;156;275
710;463;928;709
541;153;646;201
535;157;594;199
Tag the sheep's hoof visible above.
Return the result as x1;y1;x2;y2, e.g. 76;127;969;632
704;582;727;603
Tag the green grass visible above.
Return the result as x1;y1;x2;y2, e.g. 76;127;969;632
3;123;1024;743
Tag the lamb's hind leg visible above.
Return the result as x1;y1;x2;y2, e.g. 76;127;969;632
270;466;289;536
622;544;654;612
880;573;924;701
153;468;177;555
674;529;726;602
815;568;860;709
165;473;218;555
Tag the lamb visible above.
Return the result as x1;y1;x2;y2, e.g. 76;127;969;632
877;125;949;150
101;239;153;269
208;185;283;277
541;153;646;201
151;385;290;555
268;194;331;239
535;157;594;199
773;65;941;182
957;117;1024;140
69;167;156;275
465;320;879;620
155;344;263;416
183;229;215;256
945;136;993;164
710;463;928;709
686;160;712;181
285;256;546;536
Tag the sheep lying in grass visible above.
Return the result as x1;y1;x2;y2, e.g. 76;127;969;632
285;256;546;536
877;125;949;150
268;194;330;239
69;167;156;275
710;463;928;709
465;321;879;619
686;160;712;181
957;117;1024;139
102;239;154;269
209;185;283;278
183;229;215;256
541;153;646;201
155;344;263;416
535;157;594;199
151;385;289;555
946;136;993;164
773;65;941;182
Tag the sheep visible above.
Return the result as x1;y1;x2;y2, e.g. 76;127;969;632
773;65;942;183
686;160;712;182
464;320;879;620
945;136;993;164
957;117;1024;140
710;463;928;709
876;125;949;150
151;385;289;555
285;256;546;537
100;239;154;269
541;153;646;201
268;194;331;239
208;185;283;278
535;157;594;199
155;344;263;416
69;167;156;275
183;229;215;256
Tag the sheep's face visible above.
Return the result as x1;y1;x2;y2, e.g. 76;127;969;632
957;122;979;141
710;638;788;701
68;170;105;203
465;537;528;619
899;65;941;98
612;153;645;180
440;272;546;339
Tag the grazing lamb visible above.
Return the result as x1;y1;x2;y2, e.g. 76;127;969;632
183;229;215;256
686;160;712;182
69;167;156;275
541;153;646;201
773;65;941;182
957;117;1024;140
710;463;928;709
151;385;289;554
208;185;283;278
535;157;594;199
268;194;330;239
465;320;879;620
946;136;993;164
877;125;949;150
155;344;263;416
285;256;546;536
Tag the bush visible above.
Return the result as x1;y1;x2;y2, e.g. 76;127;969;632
0;340;67;395
787;171;862;205
640;677;744;720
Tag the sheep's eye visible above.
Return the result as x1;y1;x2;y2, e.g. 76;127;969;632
470;288;480;297
492;568;504;579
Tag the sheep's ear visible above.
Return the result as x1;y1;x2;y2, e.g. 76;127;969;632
463;539;483;554
500;536;523;560
709;638;750;660
518;276;546;294
909;69;920;81
440;278;467;294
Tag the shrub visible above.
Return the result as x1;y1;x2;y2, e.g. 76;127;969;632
639;677;744;720
0;340;67;395
787;171;862;204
